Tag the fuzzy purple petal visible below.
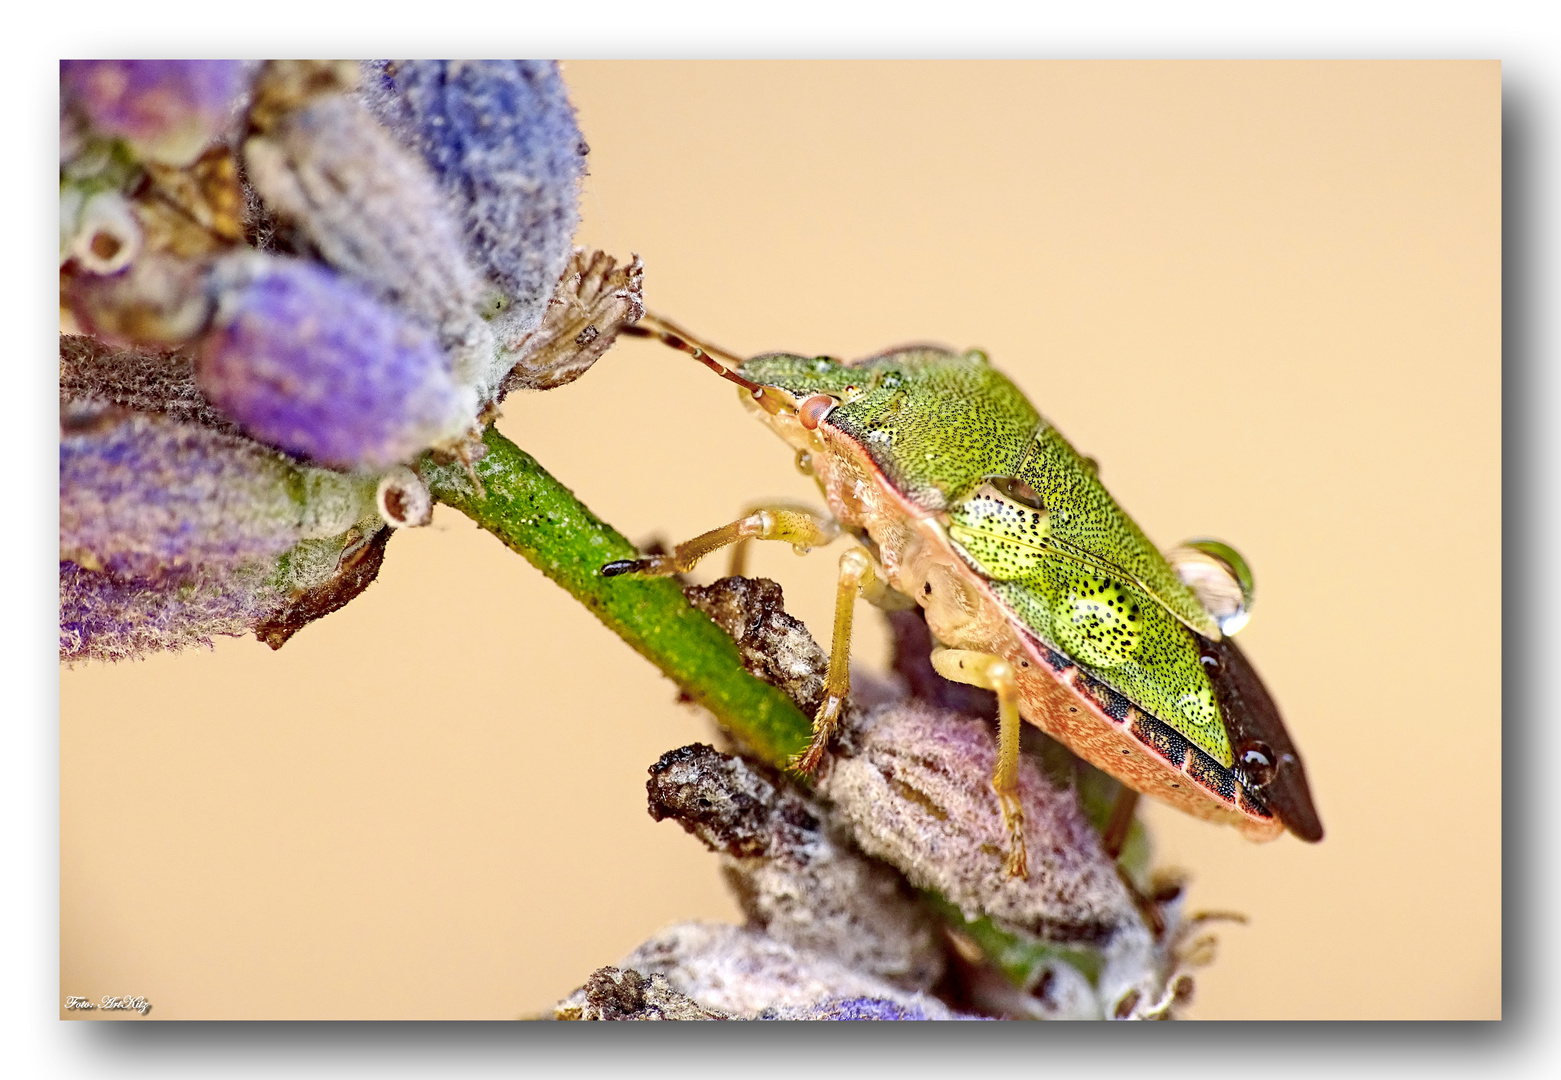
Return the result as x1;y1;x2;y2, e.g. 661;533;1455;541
60;559;283;663
242;91;485;352
60;403;326;579
785;996;982;1021
817;700;1137;943
200;254;474;470
359;60;585;336
61;60;248;165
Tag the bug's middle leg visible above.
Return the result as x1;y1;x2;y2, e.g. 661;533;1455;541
601;508;839;578
930;647;1029;879
793;546;876;777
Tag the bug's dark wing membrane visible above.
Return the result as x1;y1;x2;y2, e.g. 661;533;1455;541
1202;635;1324;843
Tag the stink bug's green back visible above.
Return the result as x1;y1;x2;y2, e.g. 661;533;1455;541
606;315;1322;877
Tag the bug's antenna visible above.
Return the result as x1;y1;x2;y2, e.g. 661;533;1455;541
623;313;793;416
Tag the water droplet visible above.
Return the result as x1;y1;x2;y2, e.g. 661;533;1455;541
1237;741;1276;788
1169;538;1255;634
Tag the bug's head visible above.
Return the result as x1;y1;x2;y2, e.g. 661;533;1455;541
734;352;874;437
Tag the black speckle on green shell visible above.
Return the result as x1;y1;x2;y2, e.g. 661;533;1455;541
947;487;1051;579
1013;426;1215;638
1051;572;1144;668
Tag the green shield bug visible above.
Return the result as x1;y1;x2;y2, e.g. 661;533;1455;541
604;315;1322;878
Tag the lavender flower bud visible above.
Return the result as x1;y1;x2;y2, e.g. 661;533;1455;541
61;519;390;662
200;253;476;470
61;60;248;167
359;61;585;348
242;80;491;376
771;997;978;1021
647;743;944;991
818;700;1136;944
592;922;958;1020
60;400;378;580
60;558;283;663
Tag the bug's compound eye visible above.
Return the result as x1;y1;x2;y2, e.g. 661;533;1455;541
798;393;838;431
1236;740;1277;788
988;475;1046;511
1168;538;1255;635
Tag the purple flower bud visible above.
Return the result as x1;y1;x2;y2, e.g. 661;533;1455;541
242;90;487;363
647;743;944;992
590;922;961;1020
60;559;283;663
200;254;476;470
61;512;391;662
818;701;1137;944
359;61;585;341
61;60;248;166
60;400;377;580
778;996;982;1021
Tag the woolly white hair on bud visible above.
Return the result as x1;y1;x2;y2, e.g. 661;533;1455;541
297;470;378;539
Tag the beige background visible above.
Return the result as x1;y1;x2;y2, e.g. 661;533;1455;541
61;61;1500;1020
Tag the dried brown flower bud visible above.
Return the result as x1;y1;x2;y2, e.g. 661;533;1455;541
647;743;943;990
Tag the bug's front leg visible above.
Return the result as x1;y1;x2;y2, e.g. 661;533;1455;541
600;508;839;578
930;648;1029;880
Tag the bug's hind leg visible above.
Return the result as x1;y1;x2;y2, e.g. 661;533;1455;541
931;648;1029;880
793;547;875;777
601;508;839;578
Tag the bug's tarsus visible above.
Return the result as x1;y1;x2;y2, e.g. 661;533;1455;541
791;704;840;777
599;509;838;582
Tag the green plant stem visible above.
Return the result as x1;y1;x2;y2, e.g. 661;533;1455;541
423;425;814;766
921;893;1104;990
